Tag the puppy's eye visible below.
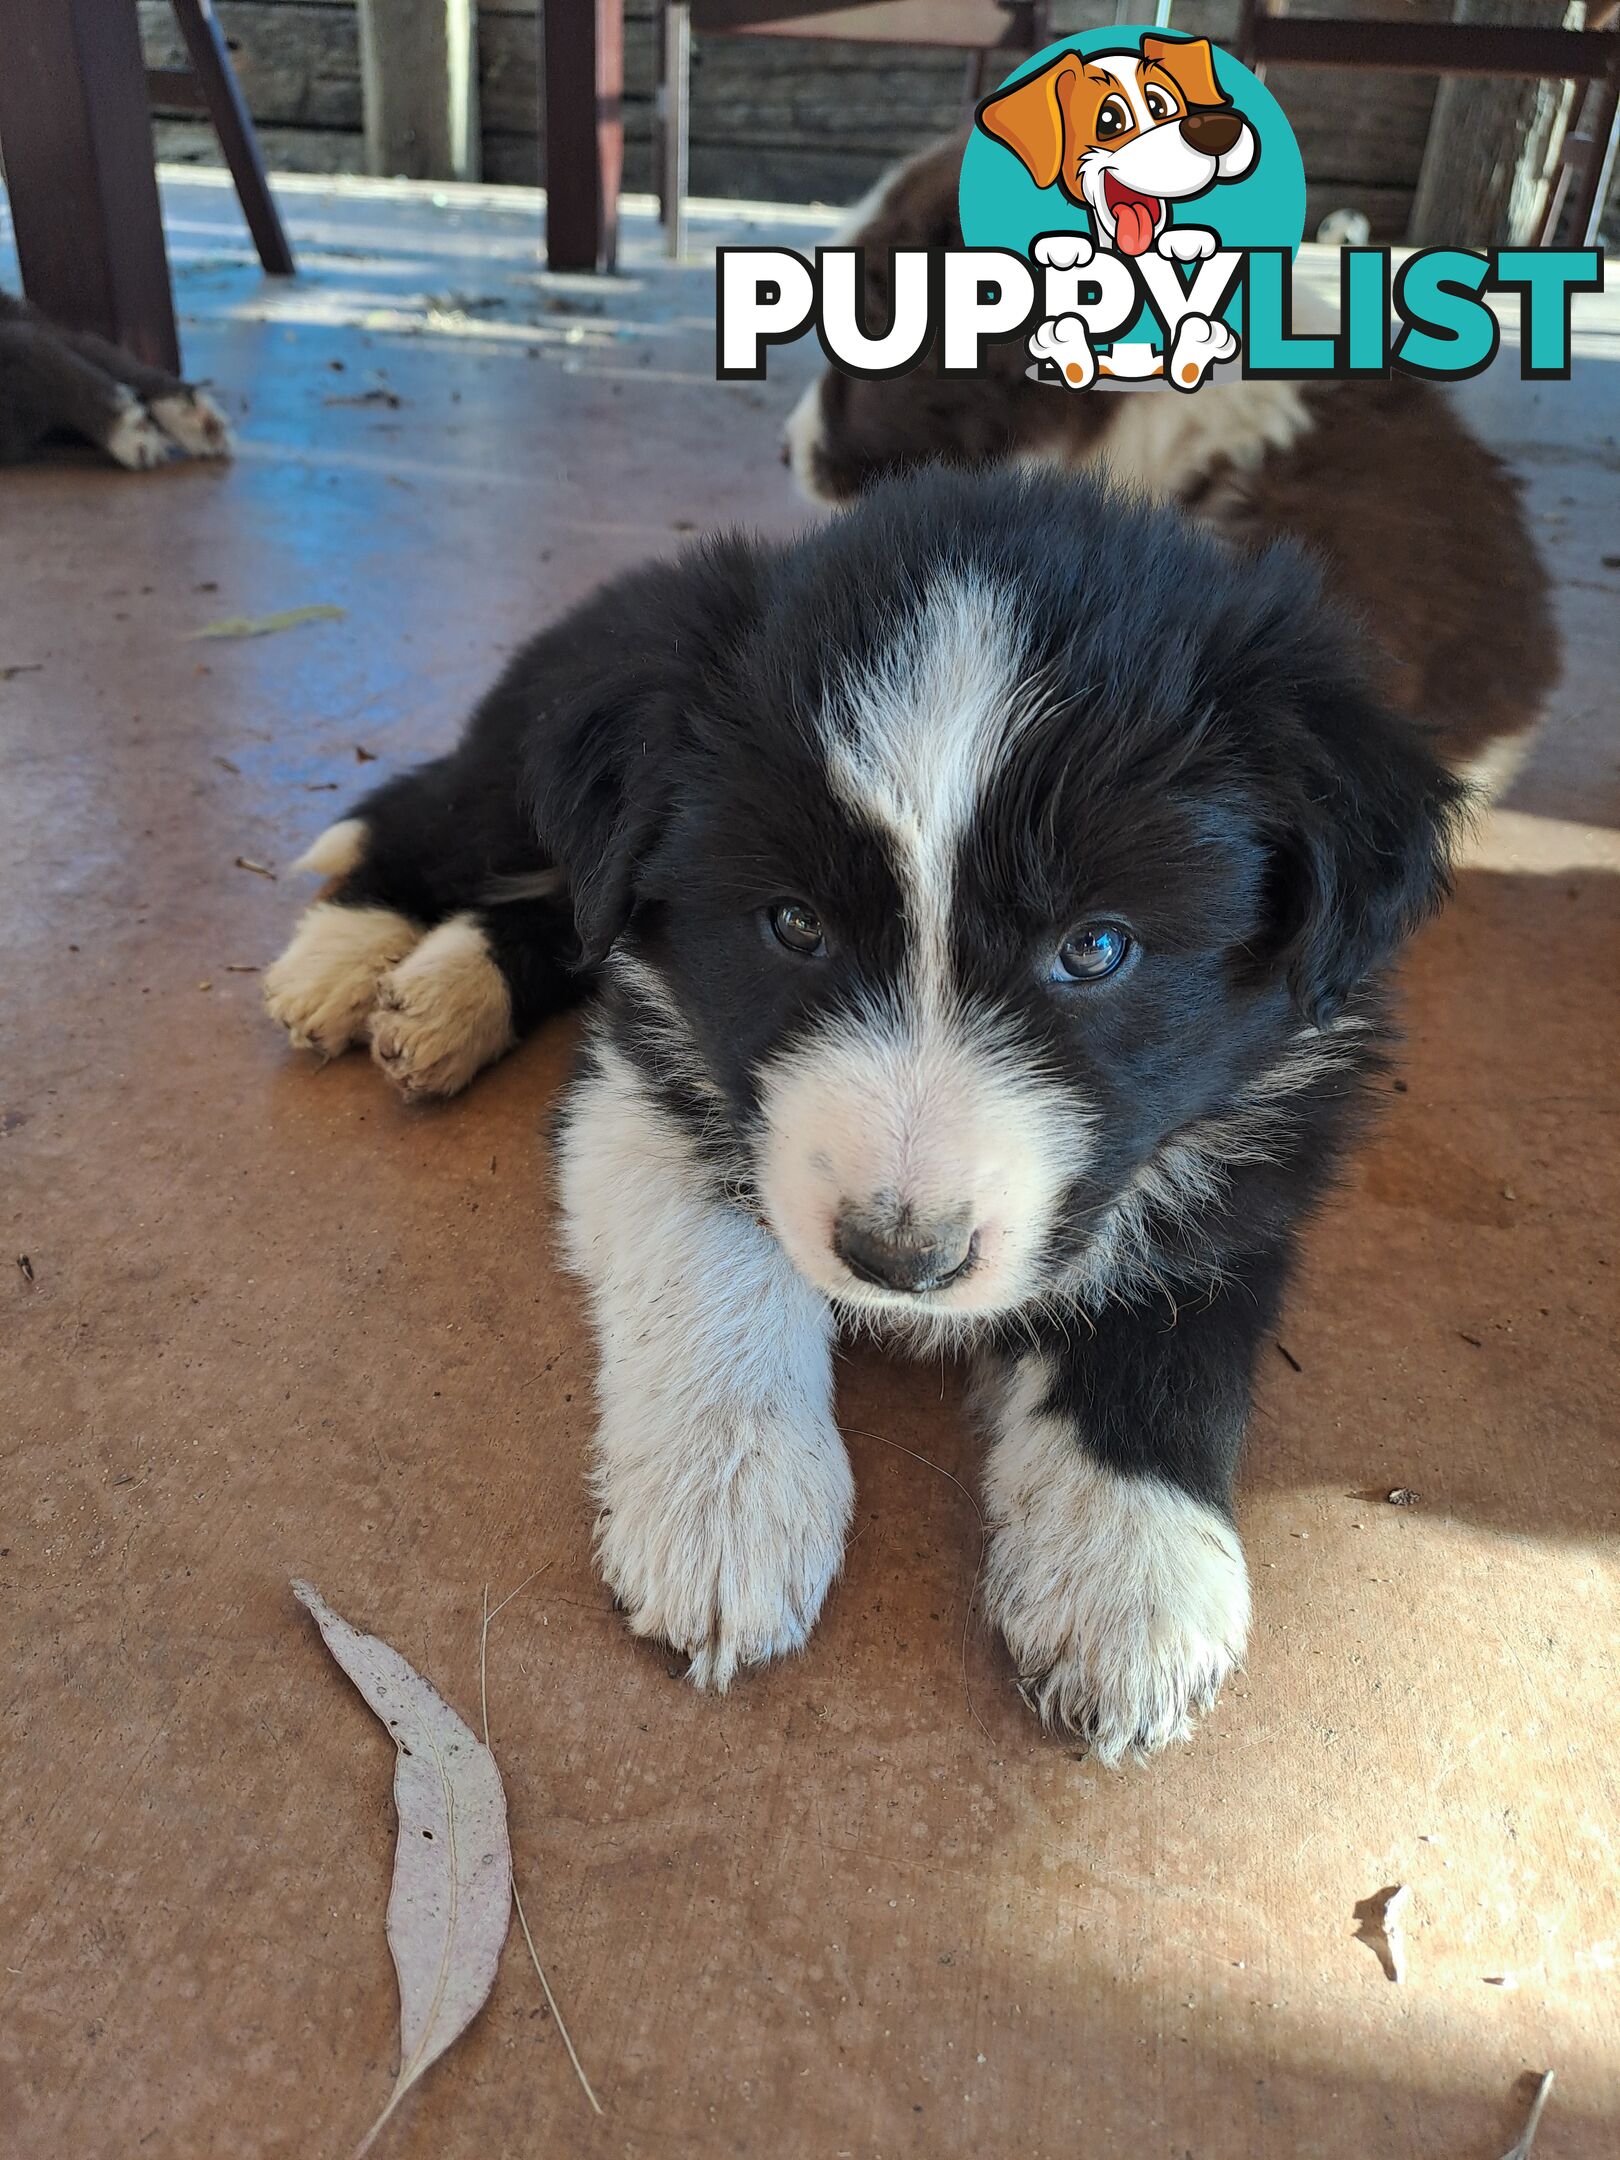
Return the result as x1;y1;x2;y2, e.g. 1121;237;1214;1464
1096;96;1132;140
1143;85;1178;121
1050;923;1133;983
767;900;827;958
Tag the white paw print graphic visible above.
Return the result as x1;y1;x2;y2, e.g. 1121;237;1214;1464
1028;314;1097;390
1156;227;1218;264
1168;312;1239;391
1032;231;1094;272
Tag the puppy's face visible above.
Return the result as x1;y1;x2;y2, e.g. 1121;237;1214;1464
544;474;1460;1333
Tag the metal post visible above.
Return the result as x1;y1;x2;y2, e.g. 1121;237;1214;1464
662;5;691;260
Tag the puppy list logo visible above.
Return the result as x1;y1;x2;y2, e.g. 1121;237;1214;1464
965;30;1296;389
716;27;1603;391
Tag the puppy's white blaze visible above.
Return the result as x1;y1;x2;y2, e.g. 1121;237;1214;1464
755;1000;1093;1319
292;817;367;880
822;570;1035;1009
981;1360;1251;1765
771;575;1088;1312
559;1041;852;1689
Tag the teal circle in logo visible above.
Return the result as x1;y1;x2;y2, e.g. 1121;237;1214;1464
960;30;1305;273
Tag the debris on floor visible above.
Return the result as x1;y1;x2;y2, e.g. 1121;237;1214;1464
293;1581;512;2156
1386;1488;1421;1507
191;605;347;641
234;857;277;880
1353;1882;1410;1982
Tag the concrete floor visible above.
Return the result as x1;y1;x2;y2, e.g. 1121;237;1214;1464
2;174;1617;2160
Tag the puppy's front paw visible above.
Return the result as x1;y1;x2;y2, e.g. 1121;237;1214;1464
150;388;233;459
370;914;514;1101
984;1439;1249;1765
104;391;174;471
596;1409;854;1692
264;900;421;1058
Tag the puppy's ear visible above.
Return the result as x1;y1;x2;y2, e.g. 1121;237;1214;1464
976;58;1079;191
1259;637;1471;1025
1140;35;1230;111
525;540;764;964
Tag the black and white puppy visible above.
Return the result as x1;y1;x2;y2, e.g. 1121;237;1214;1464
266;469;1465;1761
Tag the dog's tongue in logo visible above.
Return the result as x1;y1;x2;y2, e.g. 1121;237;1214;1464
1103;175;1161;257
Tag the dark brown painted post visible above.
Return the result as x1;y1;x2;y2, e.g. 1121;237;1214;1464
542;0;625;272
0;0;182;370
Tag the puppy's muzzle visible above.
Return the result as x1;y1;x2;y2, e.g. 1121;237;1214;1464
1180;110;1243;157
833;1204;978;1295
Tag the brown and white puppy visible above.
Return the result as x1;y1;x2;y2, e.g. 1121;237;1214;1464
978;35;1255;258
785;137;1557;785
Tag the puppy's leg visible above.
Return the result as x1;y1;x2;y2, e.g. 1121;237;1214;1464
978;1288;1266;1763
560;1041;853;1690
56;323;231;457
0;322;171;469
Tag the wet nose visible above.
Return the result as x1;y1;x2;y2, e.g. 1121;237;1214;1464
1180;110;1243;156
833;1207;977;1294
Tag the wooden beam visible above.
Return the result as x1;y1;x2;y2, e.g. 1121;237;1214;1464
0;0;180;371
1245;17;1617;81
356;0;481;181
170;0;297;273
543;0;624;272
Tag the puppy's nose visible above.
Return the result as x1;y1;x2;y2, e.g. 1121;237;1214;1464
833;1207;976;1294
1180;110;1243;156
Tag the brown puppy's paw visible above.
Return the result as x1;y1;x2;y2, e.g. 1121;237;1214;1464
369;914;514;1101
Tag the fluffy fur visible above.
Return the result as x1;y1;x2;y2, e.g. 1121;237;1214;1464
782;135;1557;779
266;468;1466;1757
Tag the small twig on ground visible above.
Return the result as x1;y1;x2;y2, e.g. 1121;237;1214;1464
478;1576;603;2117
1499;2071;1554;2160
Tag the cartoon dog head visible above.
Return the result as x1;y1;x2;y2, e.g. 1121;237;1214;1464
977;36;1256;257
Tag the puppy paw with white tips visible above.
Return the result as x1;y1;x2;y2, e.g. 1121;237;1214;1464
104;392;175;471
1028;314;1098;391
1167;312;1239;391
151;388;234;459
